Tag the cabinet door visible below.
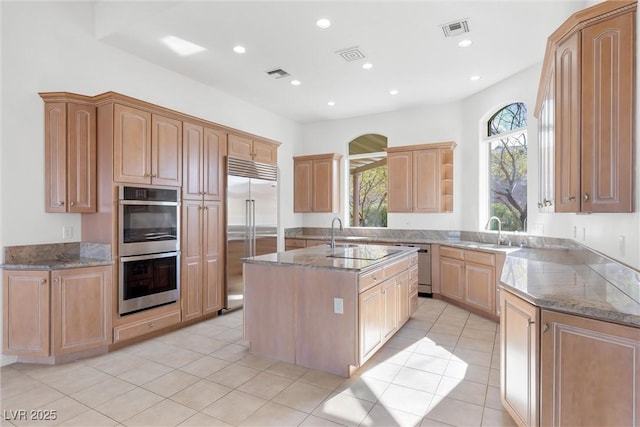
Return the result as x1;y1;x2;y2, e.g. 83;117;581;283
293;159;313;212
413;149;440;212
228;134;253;161
359;285;383;363
387;151;412;212
464;261;495;315
44;102;68;212
51;266;112;355
541;309;640;426
439;257;464;302
203;201;224;314
580;11;634;213
253;140;277;165
3;271;50;356
500;290;538;427
397;272;410;326
151;114;182;187
381;278;398;341
312;158;336;213
182;122;204;200
203;127;226;201
181;201;203;321
66;103;97;212
114;104;152;184
554;32;581;212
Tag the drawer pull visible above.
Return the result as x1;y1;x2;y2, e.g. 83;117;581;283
149;323;156;328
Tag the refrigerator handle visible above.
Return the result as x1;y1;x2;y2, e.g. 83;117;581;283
251;199;257;257
245;199;252;258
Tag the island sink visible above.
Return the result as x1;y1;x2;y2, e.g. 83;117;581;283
327;246;402;261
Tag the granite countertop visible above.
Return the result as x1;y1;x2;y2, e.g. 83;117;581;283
243;244;418;272
1;242;113;271
500;248;640;327
1;257;114;271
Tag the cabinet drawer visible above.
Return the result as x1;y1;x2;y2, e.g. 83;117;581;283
306;239;326;247
410;291;419;315
113;310;181;343
408;265;418;283
359;267;383;292
383;259;409;279
285;238;306;249
440;246;464;260
465;250;495;266
410;280;418;294
408;254;418;267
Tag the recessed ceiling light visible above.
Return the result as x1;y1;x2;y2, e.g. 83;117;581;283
458;39;473;48
316;18;332;29
161;35;206;56
291;80;301;86
389;89;399;95
328;101;336;106
233;45;246;54
362;62;373;70
470;75;481;81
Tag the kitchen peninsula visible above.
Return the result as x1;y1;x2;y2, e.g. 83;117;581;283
243;244;418;377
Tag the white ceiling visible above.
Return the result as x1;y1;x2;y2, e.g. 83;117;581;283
95;1;592;124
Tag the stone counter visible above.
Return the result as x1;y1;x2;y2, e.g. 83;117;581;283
499;247;640;327
1;242;113;270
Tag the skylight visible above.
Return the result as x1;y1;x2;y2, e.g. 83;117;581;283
161;35;206;56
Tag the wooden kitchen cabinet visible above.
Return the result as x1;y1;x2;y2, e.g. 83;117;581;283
41;93;97;213
183;122;227;201
228;133;278;165
381;277;399;341
293;153;342;213
181;200;224;321
500;289;539;427
359;284;383;363
536;1;635;213
438;246;500;318
113;104;182;186
3;266;112;359
540;309;640;426
387;141;455;213
536;67;555;212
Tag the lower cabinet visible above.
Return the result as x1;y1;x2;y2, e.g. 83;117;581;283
500;288;640;427
3;266;112;358
359;284;383;363
439;246;499;318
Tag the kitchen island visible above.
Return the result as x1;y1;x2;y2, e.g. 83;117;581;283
242;244;418;377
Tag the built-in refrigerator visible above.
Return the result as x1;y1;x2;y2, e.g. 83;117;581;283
225;157;278;311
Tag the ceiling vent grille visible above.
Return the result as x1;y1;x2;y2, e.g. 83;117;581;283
266;68;290;79
336;46;365;62
441;19;470;37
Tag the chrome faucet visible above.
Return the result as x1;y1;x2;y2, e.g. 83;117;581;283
330;217;343;249
486;216;503;245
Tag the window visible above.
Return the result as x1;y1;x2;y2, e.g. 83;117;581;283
348;134;388;227
486;102;527;232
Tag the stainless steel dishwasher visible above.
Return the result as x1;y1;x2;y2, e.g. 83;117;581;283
416;244;432;296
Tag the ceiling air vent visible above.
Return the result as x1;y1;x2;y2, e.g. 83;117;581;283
441;19;470;37
335;46;365;62
266;68;290;79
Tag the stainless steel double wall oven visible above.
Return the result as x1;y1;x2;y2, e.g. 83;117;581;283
118;185;180;315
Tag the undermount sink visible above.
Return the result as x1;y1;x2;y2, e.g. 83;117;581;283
327;246;402;261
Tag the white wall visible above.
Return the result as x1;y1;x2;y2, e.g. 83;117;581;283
301;58;640;269
0;1;301;364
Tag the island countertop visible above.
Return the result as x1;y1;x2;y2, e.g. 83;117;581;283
243;243;418;272
500;247;640;327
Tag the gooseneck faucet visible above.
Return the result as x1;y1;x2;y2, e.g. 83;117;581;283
330;217;343;249
486;216;503;245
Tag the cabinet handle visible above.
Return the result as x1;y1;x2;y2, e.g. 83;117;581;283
583;193;590;203
528;320;535;325
149;323;156;328
543;323;549;332
39;278;46;285
58;201;65;207
144;173;150;178
152;174;157;178
70;201;75;206
568;195;576;201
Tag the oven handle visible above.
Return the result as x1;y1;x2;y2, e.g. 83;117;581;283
120;251;180;262
120;200;179;206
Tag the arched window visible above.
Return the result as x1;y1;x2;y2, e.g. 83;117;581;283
348;134;388;227
486;102;528;232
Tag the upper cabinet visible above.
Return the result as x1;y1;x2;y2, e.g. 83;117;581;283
535;1;636;213
183;122;227;201
112;104;182;187
387;141;455;213
228;133;278;165
293;153;342;213
40;93;97;213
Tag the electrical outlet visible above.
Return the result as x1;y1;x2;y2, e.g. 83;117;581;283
333;298;344;314
62;226;73;240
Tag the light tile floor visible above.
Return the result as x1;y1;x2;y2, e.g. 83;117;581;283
1;298;517;427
